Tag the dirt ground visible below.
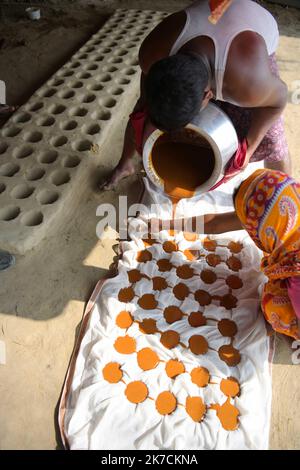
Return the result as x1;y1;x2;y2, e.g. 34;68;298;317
0;0;300;450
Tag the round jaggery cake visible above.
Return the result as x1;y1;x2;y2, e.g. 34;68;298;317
218;319;238;337
127;269;143;283
137;348;160;371
226;256;242;272
220;377;240;398
228;241;243;254
163;240;178;253
138;293;158;310
190;366;210;387
211;398;240;431
157;258;173;272
139;318;158;334
114;335;136;354
188;311;207;327
226;275;243;290
164;306;184;324
173;283;190;301
153;276;168;291
155;391;177;415
188;335;209;355
102;362;123;383
143;236;157;247
176;264;194;279
220;293;238;310
186;396;206;422
200;269;217;284
203;238;217;252
194;289;212;306
218;344;241;367
136;249;152;263
116;310;134;329
160;330;180;349
206;253;221;267
165;359;185;378
118;287;135;303
125;381;148;404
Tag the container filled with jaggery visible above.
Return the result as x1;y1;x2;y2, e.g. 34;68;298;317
143;102;238;199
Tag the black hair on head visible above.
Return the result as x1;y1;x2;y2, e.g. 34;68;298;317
145;53;209;131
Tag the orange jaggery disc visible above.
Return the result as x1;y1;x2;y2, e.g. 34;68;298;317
188;311;207;327
116;310;134;329
176;265;194;279
218;319;237;337
138;293;158;310
183;231;198;242
165;359;185;378
188;335;209;355
194;289;212;306
164;306;184;324
211;398;240;431
184;249;200;261
226;256;242;272
186;396;206;422
137;348;160;371
157;259;173;272
160;330;180;349
118;287;135;303
163;240;178;253
137;249;152;263
228;241;243;254
114;335;136;354
190;366;210;387
102;362;123;383
220;377;240;398
173;283;190;301
226;275;243;289
206;253;221;267
218;344;241;366
153;276;168;291
203;238;217;252
201;269;217;284
220;293;238;310
155;391;177;415
128;269;143;283
125;381;148;404
139;318;158;334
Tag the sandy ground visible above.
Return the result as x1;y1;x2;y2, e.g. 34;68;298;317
0;0;300;450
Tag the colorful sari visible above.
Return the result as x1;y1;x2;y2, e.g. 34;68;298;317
235;169;300;339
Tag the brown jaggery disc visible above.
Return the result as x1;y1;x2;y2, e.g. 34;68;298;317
116;311;133;329
220;293;238;310
188;311;207;327
211;398;240;431
203;238;217;252
218;344;241;367
153;276;168;291
157;258;173;272
125;381;148;404
218;319;238;337
139;318;158;334
163;240;178;253
173;283;189;301
138;293;158;310
228;241;243;254
226;275;243;290
206;253;221;267
143;235;157;247
155;391;177;415
186;396;206;422
160;330;180;349
128;269;143;283
114;335;136;354
118;287;135;303
137;348;160;371
190;367;210;387
220;377;241;398
188;335;209;355
226;256;242;272
102;362;123;383
176;265;194;279
194;289;212;306
184;249;200;261
201;269;217;284
137;249;152;263
164;306;184;324
165;359;185;378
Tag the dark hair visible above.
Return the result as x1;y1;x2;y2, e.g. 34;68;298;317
145;53;209;131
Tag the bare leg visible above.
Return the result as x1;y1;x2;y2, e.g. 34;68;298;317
264;152;292;175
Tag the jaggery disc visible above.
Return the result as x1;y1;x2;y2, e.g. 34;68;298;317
191;367;210;387
194;289;212;306
228;241;243;254
138;293;158;310
188;311;207;327
173;283;189;301
226;256;242;272
176;265;194;279
220;377;240;398
128;269;143;283
143;234;157;246
186;396;206;422
102;362;123;383
203;238;217;251
211;398;240;431
125;381;148;404
163;240;178;253
116;310;133;329
201;269;217;284
188;335;209;355
137;348;159;370
160;330;180;349
206;253;221;267
218;344;241;366
220;294;238;310
218;319;238;337
164;306;184;324
136;249;152;263
118;287;135;303
114;335;136;354
139;318;158;334
226;275;243;289
155;391;177;415
157;259;173;272
153;276;168;291
165;359;185;378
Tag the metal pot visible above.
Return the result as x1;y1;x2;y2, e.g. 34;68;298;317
142;102;238;196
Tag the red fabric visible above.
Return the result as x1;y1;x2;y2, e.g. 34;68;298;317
129;108;148;156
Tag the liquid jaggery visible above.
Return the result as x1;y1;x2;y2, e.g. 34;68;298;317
114;335;136;354
139;318;158;334
226;275;243;290
157;259;173;272
206;253;221;267
188;311;207;327
218;344;241;367
136;249;152;263
188;335;209;355
164;306;184;324
186;396;206;422
152;276;168;291
194;289;212;306
176;265;194;279
138;293;158;310
226;256;242;272
190;366;210;387
125;381;149;404
211;398;240;431
220;377;240;398
163;240;178;253
127;269;143;283
137;347;160;371
160;330;180;349
155;391;177;415
102;362;123;384
173;283;190;301
201;269;217;284
165;359;185;378
116;311;134;329
218;319;238;337
118;287;135;303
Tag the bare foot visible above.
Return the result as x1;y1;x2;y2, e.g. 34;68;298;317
100;161;135;190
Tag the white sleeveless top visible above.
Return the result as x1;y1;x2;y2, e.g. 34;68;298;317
169;0;279;102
